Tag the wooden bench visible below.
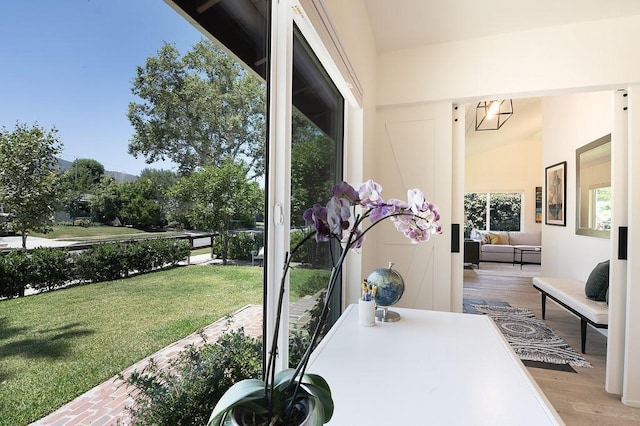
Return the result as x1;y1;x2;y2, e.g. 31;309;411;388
532;276;608;353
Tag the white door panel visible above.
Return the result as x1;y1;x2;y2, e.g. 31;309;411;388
369;102;453;312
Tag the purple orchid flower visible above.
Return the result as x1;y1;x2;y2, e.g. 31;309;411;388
358;180;383;208
332;182;360;204
326;196;352;235
303;204;331;242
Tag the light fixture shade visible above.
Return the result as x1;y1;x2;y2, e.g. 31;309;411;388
475;99;514;131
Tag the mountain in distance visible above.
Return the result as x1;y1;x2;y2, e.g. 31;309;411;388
56;158;138;183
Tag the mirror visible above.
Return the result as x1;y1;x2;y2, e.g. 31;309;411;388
576;134;611;238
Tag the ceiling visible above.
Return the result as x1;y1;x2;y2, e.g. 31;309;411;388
361;1;640;146
363;0;640;52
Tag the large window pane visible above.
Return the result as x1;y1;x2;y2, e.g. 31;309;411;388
464;192;521;236
489;193;521;231
289;26;344;367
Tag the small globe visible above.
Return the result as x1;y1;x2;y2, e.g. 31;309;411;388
366;263;405;307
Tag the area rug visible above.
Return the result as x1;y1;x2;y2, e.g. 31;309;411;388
471;304;592;368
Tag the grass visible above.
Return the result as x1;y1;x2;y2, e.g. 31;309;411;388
0;264;264;426
0;262;329;426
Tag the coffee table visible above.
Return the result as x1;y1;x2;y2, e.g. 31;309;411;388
514;246;542;269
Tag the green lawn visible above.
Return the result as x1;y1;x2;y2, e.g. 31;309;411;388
0;263;328;426
0;265;264;426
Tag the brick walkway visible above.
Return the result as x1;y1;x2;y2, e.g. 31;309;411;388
31;293;319;426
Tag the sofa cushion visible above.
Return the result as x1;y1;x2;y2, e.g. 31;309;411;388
585;260;610;301
509;232;541;246
481;244;515;254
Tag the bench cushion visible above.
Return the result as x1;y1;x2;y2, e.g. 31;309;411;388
533;277;608;325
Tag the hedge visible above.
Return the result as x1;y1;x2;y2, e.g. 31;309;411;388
0;238;191;298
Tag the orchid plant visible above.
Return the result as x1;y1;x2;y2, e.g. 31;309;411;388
208;179;441;426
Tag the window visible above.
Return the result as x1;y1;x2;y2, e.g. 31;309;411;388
590;185;611;230
464;192;522;237
289;26;344;364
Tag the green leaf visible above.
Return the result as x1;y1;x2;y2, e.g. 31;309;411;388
207;379;267;426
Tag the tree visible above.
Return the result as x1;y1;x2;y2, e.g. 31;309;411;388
0;122;62;248
290;111;336;228
90;176;121;224
169;160;263;264
128;39;266;178
61;158;105;192
119;179;165;229
59;158;105;224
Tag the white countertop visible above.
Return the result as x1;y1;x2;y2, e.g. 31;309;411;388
307;304;563;425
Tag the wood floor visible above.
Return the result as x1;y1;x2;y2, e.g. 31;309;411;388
464;262;640;426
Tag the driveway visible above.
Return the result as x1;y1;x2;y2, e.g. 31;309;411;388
0;236;79;249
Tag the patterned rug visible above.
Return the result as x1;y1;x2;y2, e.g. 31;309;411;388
472;304;592;368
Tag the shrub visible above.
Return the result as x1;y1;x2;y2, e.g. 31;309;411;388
30;247;74;292
289;229;308;263
0;250;31;298
124;329;263;425
74;243;128;283
214;232;261;261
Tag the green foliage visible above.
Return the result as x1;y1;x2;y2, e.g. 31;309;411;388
90;176;121;224
169;160;263;264
0;266;263;425
119;179;166;229
74;243;129;282
289;269;330;299
489;193;521;231
124;329;263;426
60;158;105;192
289;291;328;367
464;192;521;236
29;247;73;292
0;122;62;248
73;239;189;284
213;232;261;261
0;250;31;298
58;159;105;222
289;229;309;262
128;39;266;178
290;111;336;228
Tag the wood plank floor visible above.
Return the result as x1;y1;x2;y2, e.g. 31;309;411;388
464;262;640;426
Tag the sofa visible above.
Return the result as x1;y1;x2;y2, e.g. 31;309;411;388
470;229;542;264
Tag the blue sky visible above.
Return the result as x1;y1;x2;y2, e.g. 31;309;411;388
0;0;203;176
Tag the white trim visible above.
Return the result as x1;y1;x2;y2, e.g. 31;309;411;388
290;0;361;107
265;0;293;373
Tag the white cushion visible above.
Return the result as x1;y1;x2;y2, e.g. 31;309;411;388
509;232;541;245
533;277;608;325
481;244;515;254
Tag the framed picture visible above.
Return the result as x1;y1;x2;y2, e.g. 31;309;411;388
545;161;567;226
535;186;542;223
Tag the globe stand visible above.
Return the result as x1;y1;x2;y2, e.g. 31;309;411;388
375;306;401;322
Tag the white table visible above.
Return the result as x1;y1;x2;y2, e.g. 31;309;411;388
307;305;563;425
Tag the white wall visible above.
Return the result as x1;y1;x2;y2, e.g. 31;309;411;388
324;0;378;305
541;92;612;279
465;135;542;233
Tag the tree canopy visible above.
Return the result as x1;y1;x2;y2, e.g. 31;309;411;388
128;39;266;178
59;158;106;223
169;160;262;264
0;122;62;248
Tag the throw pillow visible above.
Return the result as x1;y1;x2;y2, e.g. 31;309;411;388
478;231;491;244
488;232;502;245
585;260;610;301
